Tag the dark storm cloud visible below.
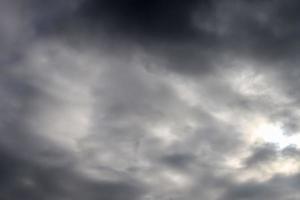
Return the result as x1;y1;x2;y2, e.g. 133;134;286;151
31;0;300;74
8;0;298;78
212;0;300;61
24;0;218;75
73;0;214;41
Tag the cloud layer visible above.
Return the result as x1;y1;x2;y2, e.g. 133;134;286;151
1;0;300;199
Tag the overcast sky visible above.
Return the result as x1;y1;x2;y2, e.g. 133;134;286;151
1;0;300;199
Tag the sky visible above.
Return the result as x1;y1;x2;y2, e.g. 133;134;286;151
1;0;300;199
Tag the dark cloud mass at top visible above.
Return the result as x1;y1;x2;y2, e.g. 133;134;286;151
77;0;209;40
2;0;300;200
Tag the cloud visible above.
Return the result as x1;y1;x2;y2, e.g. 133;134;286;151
2;0;300;200
0;149;144;200
36;0;300;76
222;172;300;200
244;143;278;167
160;153;196;170
76;0;206;40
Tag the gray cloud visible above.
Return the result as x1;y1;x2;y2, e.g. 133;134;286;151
244;143;278;167
2;0;300;200
223;172;300;200
281;145;300;160
0;149;144;200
